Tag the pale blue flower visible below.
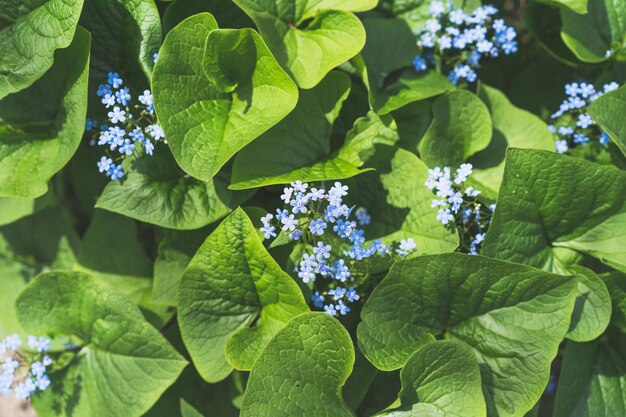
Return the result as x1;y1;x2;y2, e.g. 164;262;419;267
108;107;127;124
309;219;327;235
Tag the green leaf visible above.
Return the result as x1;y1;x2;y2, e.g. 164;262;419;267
0;27;90;198
376;0;482;31
162;0;254;32
535;0;588;14
0;189;54;226
588;84;626;157
470;84;554;199
177;208;309;383
0;0;84;99
232;0;376;89
379;340;486;417
418;90;492;167
0;207;78;338
358;253;577;417
564;266;611;342
152;13;298;181
96;149;253;229
75;209;173;327
240;312;354;417
348;144;459;254
16;271;188;417
553;338;626;417
560;0;626;62
230;73;395;189
482;149;626;273
524;3;580;66
79;0;162;82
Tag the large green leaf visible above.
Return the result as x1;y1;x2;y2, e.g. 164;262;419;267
79;0;162;82
601;271;626;333
379;340;486;417
358;253;578;417
16;271;187;417
588;85;626;157
152;13;298;181
0;207;79;339
470;84;554;199
482;149;626;273
348;144;459;253
553;338;626;417
0;0;84;99
230;73;395;189
177;208;309;383
240;312;354;417
418;90;492;167
232;0;376;89
0;28;89;198
75;209;173;327
162;0;253;32
96;149;252;229
560;0;626;62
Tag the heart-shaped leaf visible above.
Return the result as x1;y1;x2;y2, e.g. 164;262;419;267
482;149;626;273
0;27;90;198
232;0;377;89
16;271;188;417
358;253;577;417
152;13;298;181
379;340;486;417
0;0;84;99
564;266;611;342
418;90;492;167
177;208;309;383
240;312;354;417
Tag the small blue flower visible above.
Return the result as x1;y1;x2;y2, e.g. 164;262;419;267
355;207;371;226
280;214;298;232
309;219;327;236
333;259;351;282
312;292;325;308
107;72;123;89
333;219;352;238
554;139;569;154
323;304;337;316
313;241;332;262
108;164;124;181
335;300;350;316
97;84;112;97
599;131;610;145
97;156;113;173
118;139;135;155
346;287;360;302
115;87;131;106
85;118;98;131
108;107;127;124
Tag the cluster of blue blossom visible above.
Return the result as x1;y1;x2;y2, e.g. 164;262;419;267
1;334;52;400
425;164;493;255
260;181;417;316
412;2;518;85
85;72;165;180
548;81;619;154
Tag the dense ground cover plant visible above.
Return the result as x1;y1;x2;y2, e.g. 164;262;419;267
1;0;625;417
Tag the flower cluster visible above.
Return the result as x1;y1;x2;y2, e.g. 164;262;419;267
412;2;518;85
260;181;417;316
425;163;493;254
1;334;53;400
548;81;619;154
85;72;165;180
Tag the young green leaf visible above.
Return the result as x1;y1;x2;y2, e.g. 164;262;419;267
588;84;626;156
418;90;492;167
16;271;188;417
554;339;626;417
379;340;486;417
470;84;554;199
482;149;626;273
177;208;309;383
240;312;355;417
358;253;578;417
534;0;588;14
96;149;253;230
0;28;90;198
0;0;84;99
0;190;54;226
348;144;459;254
232;0;377;89
152;13;298;181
